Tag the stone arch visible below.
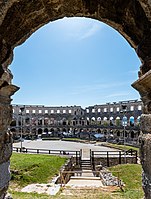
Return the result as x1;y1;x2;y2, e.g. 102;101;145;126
32;128;36;135
44;118;49;125
10;119;16;127
31;117;37;126
129;116;135;126
62;118;67;125
103;117;108;126
97;129;101;133
137;116;141;125
116;130;121;137
62;128;67;132
109;116;114;126
38;128;42;134
130;130;135;139
91;117;95;121
122;116;128;126
115;116;121;126
0;1;151;198
97;117;101;125
25;116;30;125
44;128;48;133
10;127;16;133
38;118;43;125
103;117;108;121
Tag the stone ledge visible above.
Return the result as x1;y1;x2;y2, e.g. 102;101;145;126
132;69;151;93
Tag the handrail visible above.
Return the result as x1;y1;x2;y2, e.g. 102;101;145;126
90;149;138;167
13;147;81;156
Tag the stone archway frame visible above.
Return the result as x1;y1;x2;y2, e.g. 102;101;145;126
1;1;151;198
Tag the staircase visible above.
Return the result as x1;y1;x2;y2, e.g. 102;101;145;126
65;149;103;187
80;159;92;170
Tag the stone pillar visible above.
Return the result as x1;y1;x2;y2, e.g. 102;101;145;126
132;34;151;198
16;116;20;135
0;85;18;198
42;117;44;126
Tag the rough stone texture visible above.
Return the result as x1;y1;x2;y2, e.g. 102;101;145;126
140;114;151;132
139;133;151;199
0;0;151;198
0;161;10;189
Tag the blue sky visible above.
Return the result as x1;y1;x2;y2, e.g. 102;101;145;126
10;17;141;108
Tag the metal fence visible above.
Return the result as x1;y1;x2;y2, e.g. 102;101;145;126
90;149;138;168
13;147;82;160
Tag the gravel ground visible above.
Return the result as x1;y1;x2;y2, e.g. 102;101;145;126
13;140;118;152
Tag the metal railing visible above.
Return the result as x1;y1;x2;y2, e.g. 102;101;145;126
90;149;138;168
13;146;81;158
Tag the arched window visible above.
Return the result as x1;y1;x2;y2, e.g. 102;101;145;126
122;116;128;126
131;131;135;138
97;117;101;124
97;117;101;121
129;116;135;126
110;116;114;126
44;128;48;133
44;118;49;125
91;117;95;121
103;117;108;126
115;116;120;126
103;117;107;121
137;116;141;124
138;105;142;111
38;128;42;134
117;131;120;137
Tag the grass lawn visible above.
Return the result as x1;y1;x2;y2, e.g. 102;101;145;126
109;164;143;199
9;153;143;199
103;143;139;152
10;153;67;187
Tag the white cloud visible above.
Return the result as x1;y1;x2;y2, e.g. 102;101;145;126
55;17;103;40
78;23;101;40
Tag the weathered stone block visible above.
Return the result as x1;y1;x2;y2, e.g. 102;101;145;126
0;161;10;189
140;114;151;132
0;143;12;164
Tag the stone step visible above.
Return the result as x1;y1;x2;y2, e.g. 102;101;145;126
81;162;91;165
81;165;92;167
70;176;101;180
81;167;92;170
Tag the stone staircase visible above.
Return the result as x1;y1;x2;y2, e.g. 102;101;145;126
65;149;103;187
80;159;92;170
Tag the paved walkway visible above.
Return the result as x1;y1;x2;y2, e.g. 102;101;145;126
66;178;103;187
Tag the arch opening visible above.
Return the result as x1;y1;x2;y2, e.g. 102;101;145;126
1;1;151;198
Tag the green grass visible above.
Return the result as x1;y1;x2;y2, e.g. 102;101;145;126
61;138;87;142
10;191;53;199
10;153;143;199
42;137;60;140
103;143;139;152
10;153;67;187
109;164;143;199
10;190;114;199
